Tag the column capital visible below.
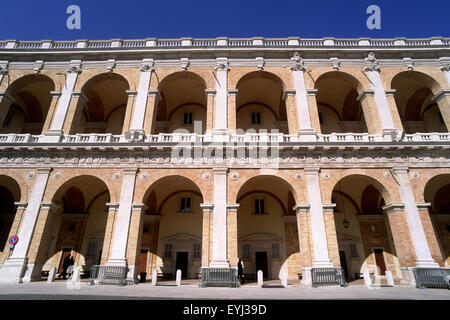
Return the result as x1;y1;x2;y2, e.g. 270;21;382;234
304;167;320;175
284;89;296;96
205;89;216;96
363;52;381;72
432;89;450;103
148;89;159;96
306;89;318;96
226;204;239;212
322;204;336;212
106;202;119;211
213;167;229;175
126;90;137;97
131;203;148;212
392;167;409;175
14;202;28;210
40;202;63;213
140;59;155;72
50;91;62;98
384;89;396;96
67;60;82;74
227;89;238;96
382;203;405;214
416;203;431;210
71;91;89;103
200;203;214;212
123;168;139;175
214;58;229;72
356;89;375;102
293;204;310;214
439;57;450;72
36;168;52;175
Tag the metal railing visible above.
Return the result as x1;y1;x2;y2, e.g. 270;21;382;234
311;267;347;288
198;268;240;288
89;265;128;286
413;268;450;289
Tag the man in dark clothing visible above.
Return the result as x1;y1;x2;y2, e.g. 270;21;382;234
58;255;73;280
237;259;244;284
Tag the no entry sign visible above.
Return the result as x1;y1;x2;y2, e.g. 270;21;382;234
8;235;18;246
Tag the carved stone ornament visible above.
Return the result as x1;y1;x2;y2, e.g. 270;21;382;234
230;172;239;180
140;172;148;180
330;57;340;71
66;65;82;74
294;173;303;180
290;52;306;71
383;171;392;178
364;52;381;72
112;172;121;180
202;172;211;180
409;171;419;179
0;66;8;75
180;58;190;71
26;172;35;180
106;59;116;73
53;171;62;179
321;172;330;180
403;58;414;71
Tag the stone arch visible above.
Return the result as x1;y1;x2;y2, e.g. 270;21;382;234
323;170;398;205
0;173;28;202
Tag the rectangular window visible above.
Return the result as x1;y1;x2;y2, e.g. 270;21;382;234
180;197;192;213
271;244;280;258
251;112;261;125
183;112;193;125
164;244;172;258
349;243;359;258
254;199;265;214
243;244;251;259
193;244;201;259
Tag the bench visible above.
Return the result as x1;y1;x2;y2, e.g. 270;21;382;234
198;268;240;288
89;265;128;286
413;268;450;289
311;267;347;288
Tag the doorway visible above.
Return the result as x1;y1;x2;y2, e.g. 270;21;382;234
255;252;268;279
339;250;349;278
58;248;72;274
373;248;387;275
175;252;188;279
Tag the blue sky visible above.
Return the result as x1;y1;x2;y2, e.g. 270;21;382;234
1;0;449;40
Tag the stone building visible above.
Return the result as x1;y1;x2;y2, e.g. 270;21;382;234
0;37;448;285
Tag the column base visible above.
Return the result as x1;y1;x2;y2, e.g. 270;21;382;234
298;129;317;142
209;260;230;268
43;130;64;143
106;258;128;268
312;260;334;268
0;257;28;284
415;259;440;268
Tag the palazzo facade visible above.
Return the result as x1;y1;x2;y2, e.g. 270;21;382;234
0;37;449;285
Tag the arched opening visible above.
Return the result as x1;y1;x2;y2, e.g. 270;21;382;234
0;74;55;134
41;176;110;280
70;73;129;134
140;175;204;282
391;71;447;133
315;72;368;134
0;175;21;260
424;174;450;266
153;72;207;134
236;175;298;284
331;175;400;283
236;71;288;133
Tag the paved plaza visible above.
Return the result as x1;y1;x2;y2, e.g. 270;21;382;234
0;281;449;300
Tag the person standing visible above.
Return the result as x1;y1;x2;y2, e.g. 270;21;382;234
237;259;244;284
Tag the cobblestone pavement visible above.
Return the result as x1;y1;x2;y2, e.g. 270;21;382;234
0;281;449;300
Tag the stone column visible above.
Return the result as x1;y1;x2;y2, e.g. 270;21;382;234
417;203;445;266
306;89;321;133
357;90;382;134
0;168;51;284
284;90;299;134
227;89;238;133
100;203;119;265
210;168;229;267
0;62;8;87
227;204;239;268
143;90;158;135
304;168;333;267
41;91;62;134
107;168;138;267
128;59;154;136
44;61;81;142
393;168;439;268
121;90;137;134
126;203;147;280
214;58;229;134
364;60;397;140
200;204;214;267
440;59;450;85
290;54;316;141
432;90;450;132
0;92;15;131
384;89;404;132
